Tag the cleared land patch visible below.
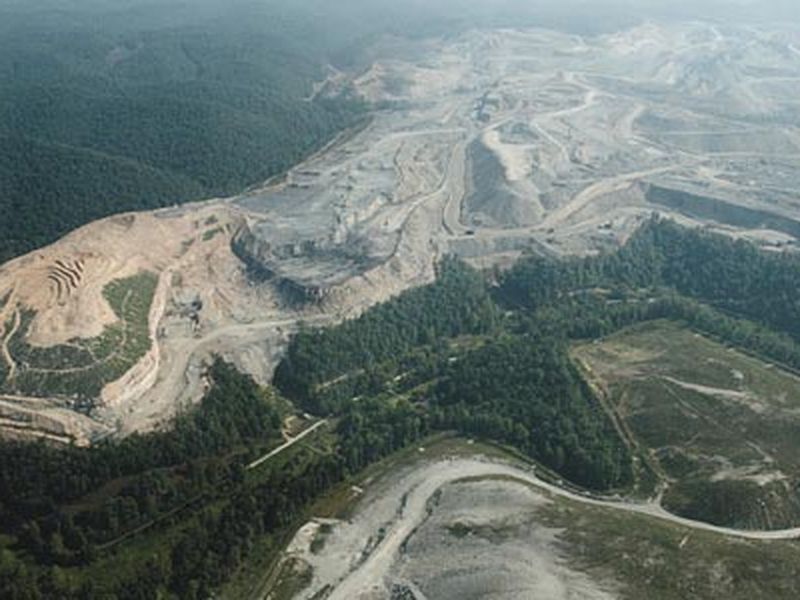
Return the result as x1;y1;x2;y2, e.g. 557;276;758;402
574;320;800;530
273;437;800;600
0;272;158;405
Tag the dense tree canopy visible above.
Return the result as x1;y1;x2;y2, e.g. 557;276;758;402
3;219;800;598
274;256;500;413
501;217;800;340
0;1;367;263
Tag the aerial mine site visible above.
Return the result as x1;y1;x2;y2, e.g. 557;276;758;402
270;437;800;600
3;21;800;444
4;12;800;598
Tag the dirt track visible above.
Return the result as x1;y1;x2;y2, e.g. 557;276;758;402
4;22;800;442
246;419;328;470
298;456;800;599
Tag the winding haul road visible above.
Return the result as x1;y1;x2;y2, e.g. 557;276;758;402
324;457;800;599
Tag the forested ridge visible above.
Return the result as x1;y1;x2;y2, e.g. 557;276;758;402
500;218;800;341
274;257;500;413
276;259;636;492
0;361;281;545
0;0;660;265
275;217;800;499
3;219;800;598
0;1;368;263
5;0;800;593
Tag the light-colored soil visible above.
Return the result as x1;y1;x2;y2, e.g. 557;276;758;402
285;456;621;599
3;21;800;442
278;452;800;600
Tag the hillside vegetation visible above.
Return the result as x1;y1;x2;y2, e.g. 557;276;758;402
0;0;658;265
1;272;158;404
0;1;368;264
576;320;800;530
3;219;800;597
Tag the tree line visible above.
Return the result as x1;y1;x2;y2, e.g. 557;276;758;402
0;3;367;264
0;360;282;588
4;218;800;597
499;216;800;341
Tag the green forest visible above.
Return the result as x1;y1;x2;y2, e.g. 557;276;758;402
0;0;650;265
4;1;800;596
0;1;370;264
2;218;800;598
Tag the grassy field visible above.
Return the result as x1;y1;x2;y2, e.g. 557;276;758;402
3;271;158;404
542;492;800;600
573;320;800;529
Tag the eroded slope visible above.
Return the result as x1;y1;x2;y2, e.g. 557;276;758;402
3;22;800;442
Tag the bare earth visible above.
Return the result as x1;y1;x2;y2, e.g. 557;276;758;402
278;454;800;600
2;21;800;441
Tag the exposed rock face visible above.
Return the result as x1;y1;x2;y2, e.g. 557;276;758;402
4;21;800;443
231;223;377;307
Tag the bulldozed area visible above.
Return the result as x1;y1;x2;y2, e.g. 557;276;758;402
266;438;800;600
3;21;800;443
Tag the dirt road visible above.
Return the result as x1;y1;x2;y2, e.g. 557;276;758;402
323;457;800;599
112;314;331;436
540;165;677;228
246;419;328;470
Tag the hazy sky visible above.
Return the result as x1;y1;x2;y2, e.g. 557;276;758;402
0;0;797;35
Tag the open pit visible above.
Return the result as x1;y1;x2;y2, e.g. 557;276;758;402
2;21;800;442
